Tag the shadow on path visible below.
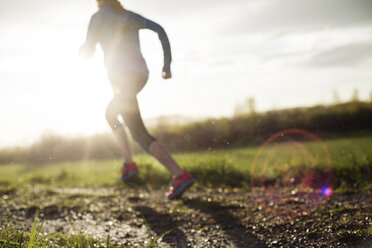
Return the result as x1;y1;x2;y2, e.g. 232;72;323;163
135;206;189;247
183;198;267;248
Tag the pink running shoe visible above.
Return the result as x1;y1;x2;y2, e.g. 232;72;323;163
166;171;194;200
120;162;139;181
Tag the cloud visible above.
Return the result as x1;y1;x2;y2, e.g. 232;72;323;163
225;0;372;35
0;0;91;26
126;0;240;16
306;42;372;67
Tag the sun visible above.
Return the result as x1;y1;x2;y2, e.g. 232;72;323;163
24;25;175;137
30;32;113;135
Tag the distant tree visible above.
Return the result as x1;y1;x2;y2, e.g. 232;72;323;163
370;90;372;103
332;89;341;104
234;97;256;116
351;88;360;102
234;102;245;116
246;97;256;114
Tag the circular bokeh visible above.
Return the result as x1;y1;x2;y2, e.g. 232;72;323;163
250;129;333;218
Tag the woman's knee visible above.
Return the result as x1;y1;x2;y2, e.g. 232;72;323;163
126;123;156;152
106;103;121;129
131;130;156;152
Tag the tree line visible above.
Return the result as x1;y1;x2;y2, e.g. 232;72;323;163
1;101;372;165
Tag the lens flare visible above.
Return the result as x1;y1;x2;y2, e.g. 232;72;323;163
250;129;333;218
322;186;333;197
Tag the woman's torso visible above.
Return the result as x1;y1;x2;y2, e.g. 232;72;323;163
92;7;149;76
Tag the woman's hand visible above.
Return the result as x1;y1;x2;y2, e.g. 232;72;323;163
162;71;172;79
79;44;93;60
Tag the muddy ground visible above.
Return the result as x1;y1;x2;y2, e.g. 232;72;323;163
1;186;372;247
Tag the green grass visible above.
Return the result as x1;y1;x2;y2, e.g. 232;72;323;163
0;212;172;248
0;212;54;248
0;136;371;190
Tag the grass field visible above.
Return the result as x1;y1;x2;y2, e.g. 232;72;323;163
1;136;372;247
0;136;371;191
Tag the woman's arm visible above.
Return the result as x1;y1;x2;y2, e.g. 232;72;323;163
79;15;100;59
125;11;173;76
142;18;172;75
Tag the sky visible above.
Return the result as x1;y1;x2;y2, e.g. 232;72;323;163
0;0;372;148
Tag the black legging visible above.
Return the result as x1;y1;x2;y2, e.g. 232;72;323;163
106;72;156;151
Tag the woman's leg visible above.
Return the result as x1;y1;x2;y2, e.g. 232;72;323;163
106;98;133;164
113;71;184;178
148;141;183;177
120;92;183;177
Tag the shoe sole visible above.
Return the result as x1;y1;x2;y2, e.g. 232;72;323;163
167;178;195;200
120;169;139;182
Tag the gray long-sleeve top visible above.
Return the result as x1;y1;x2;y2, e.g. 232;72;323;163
83;7;172;76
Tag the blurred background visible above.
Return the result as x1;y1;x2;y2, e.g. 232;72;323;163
1;0;371;149
1;1;372;246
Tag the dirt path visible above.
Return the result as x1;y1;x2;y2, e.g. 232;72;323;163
1;187;372;247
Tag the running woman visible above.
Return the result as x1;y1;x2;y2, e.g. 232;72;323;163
80;0;194;199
